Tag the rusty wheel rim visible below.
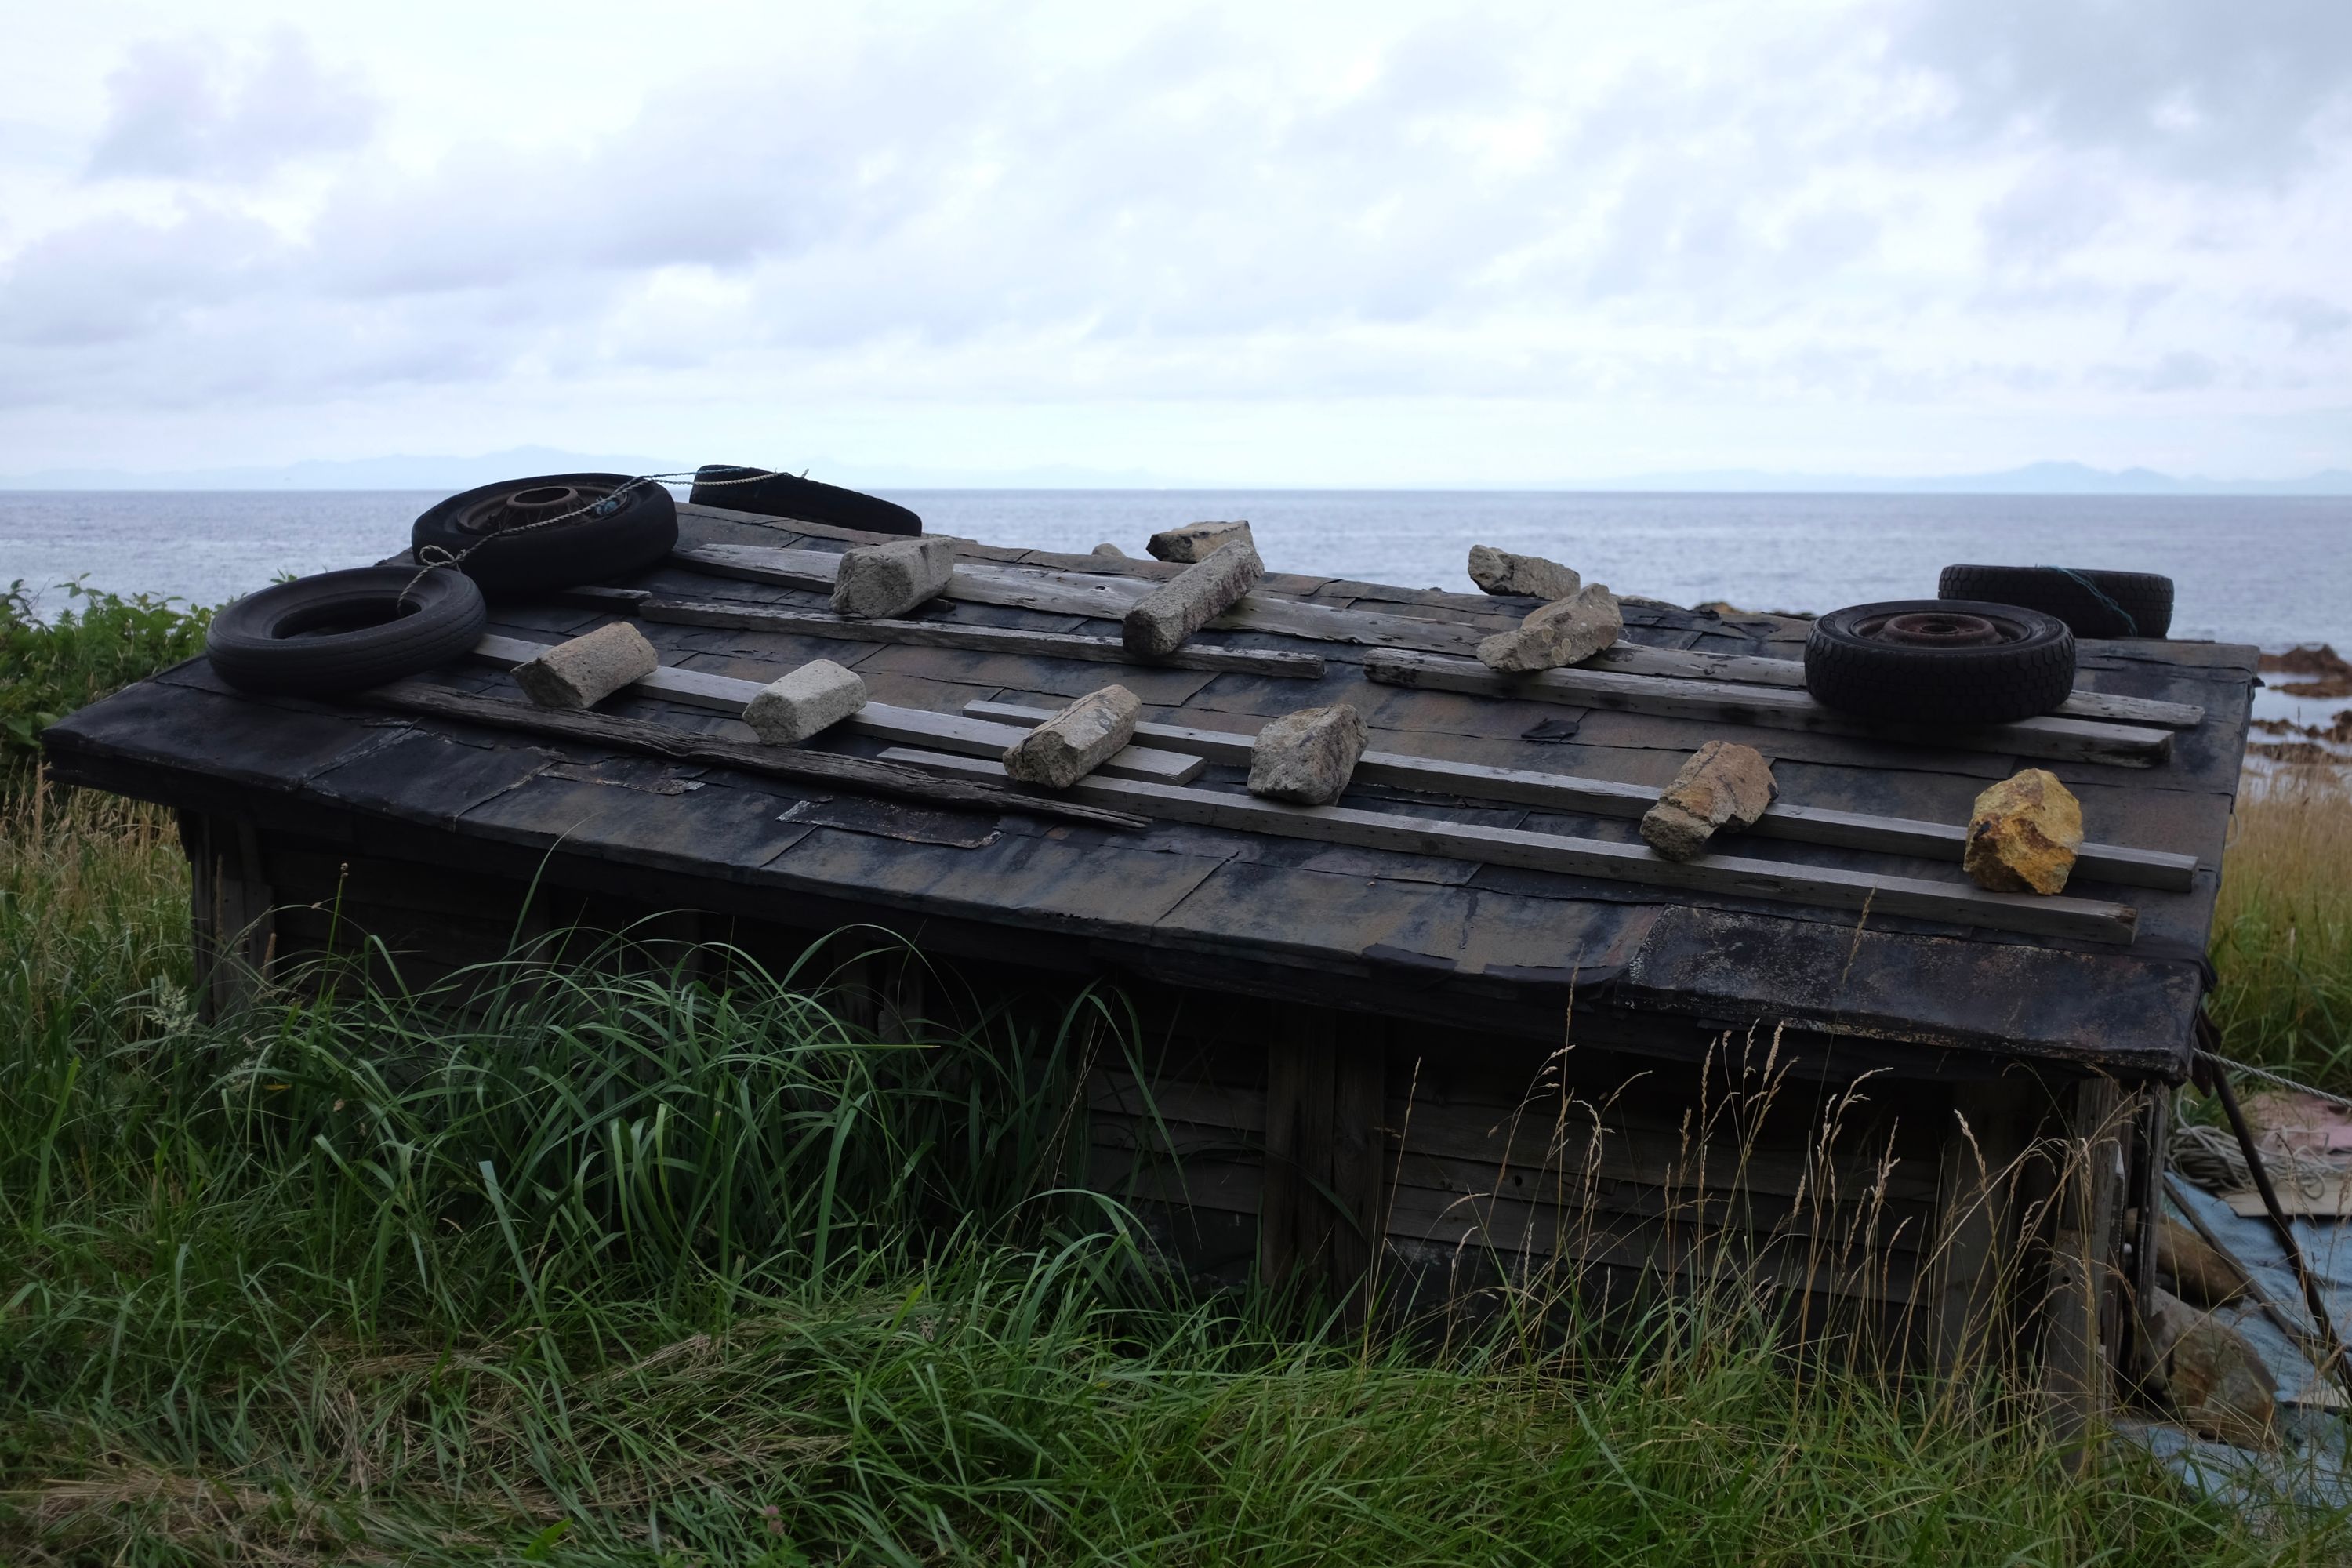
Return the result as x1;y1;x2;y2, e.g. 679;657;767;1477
1852;609;2021;648
456;481;621;535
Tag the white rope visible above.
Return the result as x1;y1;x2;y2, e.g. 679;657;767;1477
2172;1057;2352;1200
2204;1053;2352;1115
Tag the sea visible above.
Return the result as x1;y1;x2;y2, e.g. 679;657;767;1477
4;487;2345;653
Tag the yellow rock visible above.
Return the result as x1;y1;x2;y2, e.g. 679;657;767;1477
1963;769;2084;895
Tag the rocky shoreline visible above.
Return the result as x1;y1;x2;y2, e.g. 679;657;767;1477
2252;644;2352;769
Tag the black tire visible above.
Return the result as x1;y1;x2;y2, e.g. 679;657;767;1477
689;465;921;535
1935;564;2172;639
1804;600;2076;725
207;567;487;696
411;473;678;598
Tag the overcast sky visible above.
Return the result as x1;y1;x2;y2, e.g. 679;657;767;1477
2;0;2347;485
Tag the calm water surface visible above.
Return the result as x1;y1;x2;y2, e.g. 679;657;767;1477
4;488;2346;654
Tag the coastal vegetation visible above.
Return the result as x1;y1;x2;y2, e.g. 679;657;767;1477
4;593;2350;1562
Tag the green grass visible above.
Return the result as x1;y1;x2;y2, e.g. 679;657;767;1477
6;595;2352;1562
2;580;212;782
3;789;2346;1563
2209;770;2352;1091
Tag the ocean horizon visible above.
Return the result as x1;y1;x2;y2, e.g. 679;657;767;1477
5;486;2348;659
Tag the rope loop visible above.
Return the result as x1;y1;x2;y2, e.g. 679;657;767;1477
397;464;800;603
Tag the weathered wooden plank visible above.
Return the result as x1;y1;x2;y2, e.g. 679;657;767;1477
675;499;898;546
1583;642;2205;728
2042;1076;2125;1457
670;543;1495;655
1926;1080;2035;1377
630;594;1324;677
876;747;2141;943
965;699;2198;891
1380;1148;1926;1253
1331;1026;1388;1323
468;634;1204;785
361;681;1150;831
1377;1183;1924;1306
180;811;276;1022
1363;649;2175;770
1094;1102;1932;1232
671;543;841;592
1259;1007;1333;1293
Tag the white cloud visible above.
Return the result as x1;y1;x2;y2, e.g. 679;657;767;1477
85;28;379;183
1892;0;2352;179
0;0;2346;479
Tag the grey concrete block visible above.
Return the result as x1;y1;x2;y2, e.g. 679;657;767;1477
1002;684;1142;788
1475;583;1622;673
831;536;956;619
512;622;659;710
1147;520;1254;564
1639;741;1777;861
1122;541;1265;659
1468;545;1581;600
1248;702;1368;805
743;659;869;745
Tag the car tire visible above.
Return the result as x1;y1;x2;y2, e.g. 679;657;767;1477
1935;564;2172;639
689;465;922;535
207;567;488;696
1804;599;2077;725
411;473;678;598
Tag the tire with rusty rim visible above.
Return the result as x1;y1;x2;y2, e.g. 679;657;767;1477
1936;564;2172;639
410;472;678;598
1804;599;2076;725
207;567;488;696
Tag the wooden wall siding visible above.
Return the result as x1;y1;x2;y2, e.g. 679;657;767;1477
2038;1076;2132;1450
1089;1024;1953;1327
187;809;2146;1379
180;811;276;1022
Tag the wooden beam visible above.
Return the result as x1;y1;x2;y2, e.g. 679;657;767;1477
666;543;2206;728
2042;1076;2125;1458
1363;649;2174;770
670;543;1497;656
469;634;1205;785
875;747;2141;944
1583;643;2205;729
964;699;2199;891
629;594;1324;678
362;681;1152;832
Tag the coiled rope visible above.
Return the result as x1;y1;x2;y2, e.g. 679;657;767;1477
2171;1052;2352;1198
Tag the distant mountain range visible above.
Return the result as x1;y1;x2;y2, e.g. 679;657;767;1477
2;448;2348;495
1594;461;2352;496
0;446;692;492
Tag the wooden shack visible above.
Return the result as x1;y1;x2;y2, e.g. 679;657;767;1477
42;498;2257;1422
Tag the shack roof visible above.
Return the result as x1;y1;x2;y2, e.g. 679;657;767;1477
44;501;2258;1080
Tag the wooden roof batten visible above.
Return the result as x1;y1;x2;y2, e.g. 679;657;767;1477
36;495;2258;1079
